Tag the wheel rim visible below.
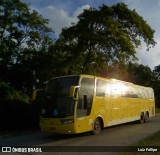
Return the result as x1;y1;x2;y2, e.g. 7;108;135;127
140;113;144;123
145;113;149;122
94;120;101;133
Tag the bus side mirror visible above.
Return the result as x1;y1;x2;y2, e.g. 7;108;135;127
32;89;44;101
69;86;80;99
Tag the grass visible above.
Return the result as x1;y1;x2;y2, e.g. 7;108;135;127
155;107;160;114
118;131;160;154
118;109;160;155
117;131;160;155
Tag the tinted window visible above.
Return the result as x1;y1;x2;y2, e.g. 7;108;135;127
77;78;95;117
42;76;79;118
96;79;110;97
110;82;124;97
96;80;106;96
149;89;154;99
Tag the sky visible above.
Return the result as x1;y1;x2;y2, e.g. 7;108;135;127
22;0;160;70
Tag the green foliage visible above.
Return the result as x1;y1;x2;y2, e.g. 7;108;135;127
54;3;156;75
152;66;160;108
0;0;54;94
100;62;129;81
127;63;154;86
153;65;160;79
0;82;40;130
0;0;52;56
0;0;54;130
0;82;29;104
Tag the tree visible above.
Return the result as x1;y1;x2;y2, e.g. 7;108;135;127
54;3;156;74
153;65;160;80
100;62;129;80
0;0;53;93
153;65;160;107
127;63;154;86
0;0;52;65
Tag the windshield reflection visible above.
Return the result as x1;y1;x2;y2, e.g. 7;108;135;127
41;76;79;118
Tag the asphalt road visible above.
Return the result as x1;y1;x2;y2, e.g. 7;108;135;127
0;114;160;155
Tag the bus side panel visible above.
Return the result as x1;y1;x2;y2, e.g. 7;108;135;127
92;96;106;126
75;116;94;133
107;98;138;126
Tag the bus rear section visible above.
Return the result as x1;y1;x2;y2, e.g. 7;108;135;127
94;78;155;127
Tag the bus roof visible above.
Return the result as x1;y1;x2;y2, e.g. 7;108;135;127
49;74;152;89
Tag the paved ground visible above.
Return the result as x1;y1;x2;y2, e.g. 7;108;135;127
0;114;160;155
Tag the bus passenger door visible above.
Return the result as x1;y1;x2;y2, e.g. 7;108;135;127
76;78;95;133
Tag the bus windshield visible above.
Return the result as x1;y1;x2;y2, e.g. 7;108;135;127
42;76;79;118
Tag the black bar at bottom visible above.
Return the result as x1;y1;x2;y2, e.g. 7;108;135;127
0;146;159;152
41;146;160;152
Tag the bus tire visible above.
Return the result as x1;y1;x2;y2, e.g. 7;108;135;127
144;112;149;122
140;112;145;124
91;118;102;135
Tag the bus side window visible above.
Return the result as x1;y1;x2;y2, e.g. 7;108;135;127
135;88;141;98
105;82;110;97
96;79;110;97
141;88;145;98
144;89;148;99
77;78;95;117
96;79;106;96
140;88;145;98
131;86;139;98
149;89;154;99
110;82;125;97
137;87;145;98
122;85;130;98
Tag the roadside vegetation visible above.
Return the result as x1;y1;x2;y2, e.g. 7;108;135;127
118;110;160;155
118;130;160;155
155;108;160;114
0;82;40;130
0;0;160;131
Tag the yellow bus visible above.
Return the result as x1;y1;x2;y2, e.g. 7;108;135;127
39;74;155;134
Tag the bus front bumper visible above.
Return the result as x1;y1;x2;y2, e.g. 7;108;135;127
40;118;76;134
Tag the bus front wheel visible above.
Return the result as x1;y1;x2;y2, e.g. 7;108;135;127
91;118;102;135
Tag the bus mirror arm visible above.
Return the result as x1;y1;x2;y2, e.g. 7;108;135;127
69;86;80;100
32;89;44;101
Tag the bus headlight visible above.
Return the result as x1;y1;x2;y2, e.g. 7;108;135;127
61;119;74;124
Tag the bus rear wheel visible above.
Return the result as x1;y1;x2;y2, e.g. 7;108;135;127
144;112;149;122
140;112;145;124
91;118;102;135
